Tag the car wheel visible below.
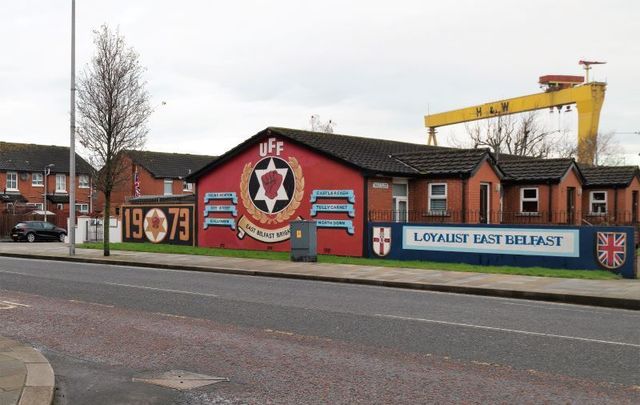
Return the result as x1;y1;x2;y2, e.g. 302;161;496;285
26;233;36;243
59;233;66;243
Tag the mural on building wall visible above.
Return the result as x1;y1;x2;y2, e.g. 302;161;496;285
121;204;195;245
198;136;364;256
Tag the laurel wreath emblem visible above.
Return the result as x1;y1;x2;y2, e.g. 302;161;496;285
240;157;305;224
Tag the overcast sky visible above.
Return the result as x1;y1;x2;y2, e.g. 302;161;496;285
1;1;639;163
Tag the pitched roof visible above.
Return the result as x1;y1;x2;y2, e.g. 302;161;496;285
392;148;496;177
189;127;456;180
0;142;93;174
126;150;217;179
268;127;448;174
579;165;640;187
499;158;579;183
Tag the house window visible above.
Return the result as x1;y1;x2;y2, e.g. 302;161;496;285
56;174;66;192
32;172;43;187
183;181;194;192
428;183;447;214
164;179;173;195
78;175;89;188
75;203;89;213
520;187;539;213
28;203;44;210
6;172;18;191
590;191;607;214
56;203;64;210
392;179;408;222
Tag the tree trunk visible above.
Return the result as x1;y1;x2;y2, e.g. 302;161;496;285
103;191;111;256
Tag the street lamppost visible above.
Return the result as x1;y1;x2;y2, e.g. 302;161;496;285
43;164;55;222
69;0;76;255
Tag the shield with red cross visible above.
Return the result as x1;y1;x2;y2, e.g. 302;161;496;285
595;232;626;270
372;227;391;257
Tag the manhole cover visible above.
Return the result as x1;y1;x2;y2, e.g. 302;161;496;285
132;370;229;390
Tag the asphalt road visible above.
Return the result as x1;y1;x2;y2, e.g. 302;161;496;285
0;256;639;404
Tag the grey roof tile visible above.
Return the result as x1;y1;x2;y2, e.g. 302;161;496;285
126;150;217;179
579;165;639;187
0;142;93;174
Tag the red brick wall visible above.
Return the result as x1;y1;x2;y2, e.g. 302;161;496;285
582;177;640;224
367;178;393;212
466;160;501;223
96;155;197;215
2;170;92;212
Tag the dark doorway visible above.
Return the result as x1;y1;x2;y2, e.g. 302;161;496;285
633;191;638;223
567;187;576;224
479;184;489;224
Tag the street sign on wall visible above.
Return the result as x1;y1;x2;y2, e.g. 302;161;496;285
121;204;195;246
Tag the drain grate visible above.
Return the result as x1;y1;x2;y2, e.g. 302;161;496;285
132;370;229;390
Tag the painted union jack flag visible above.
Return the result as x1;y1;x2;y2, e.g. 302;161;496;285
595;232;626;270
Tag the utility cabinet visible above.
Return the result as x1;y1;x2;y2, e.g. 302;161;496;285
290;220;317;262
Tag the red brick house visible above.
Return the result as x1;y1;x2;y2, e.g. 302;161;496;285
0;142;94;215
97;150;216;215
498;158;585;225
579;166;640;225
188;127;506;256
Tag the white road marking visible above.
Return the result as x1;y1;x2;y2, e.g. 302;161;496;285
104;282;218;298
0;300;30;310
0;269;30;276
497;301;637;315
375;314;640;348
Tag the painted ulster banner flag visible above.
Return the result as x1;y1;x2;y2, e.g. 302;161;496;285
595;232;626;270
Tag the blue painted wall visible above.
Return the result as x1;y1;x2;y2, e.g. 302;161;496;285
367;222;636;279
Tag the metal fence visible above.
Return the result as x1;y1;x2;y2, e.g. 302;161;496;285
84;218;104;242
368;210;639;226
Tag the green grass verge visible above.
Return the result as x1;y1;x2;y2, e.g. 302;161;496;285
80;242;620;280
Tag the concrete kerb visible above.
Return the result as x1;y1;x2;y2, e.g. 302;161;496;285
1;251;639;310
0;337;54;405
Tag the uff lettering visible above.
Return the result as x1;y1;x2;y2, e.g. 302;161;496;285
259;137;284;156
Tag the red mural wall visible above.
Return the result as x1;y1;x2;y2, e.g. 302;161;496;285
197;136;364;256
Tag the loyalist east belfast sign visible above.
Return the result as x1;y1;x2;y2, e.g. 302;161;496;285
198;137;364;256
368;223;636;279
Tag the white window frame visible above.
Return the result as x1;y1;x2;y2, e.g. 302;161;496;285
32;172;44;187
428;183;448;214
78;174;90;188
75;203;89;213
56;203;64;210
520;187;539;214
55;174;66;192
163;179;173;196
6;172;18;191
183;181;194;192
589;190;607;215
392;178;409;222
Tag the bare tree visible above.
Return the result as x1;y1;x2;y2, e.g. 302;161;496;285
465;113;556;160
560;131;625;166
76;25;152;256
310;114;336;133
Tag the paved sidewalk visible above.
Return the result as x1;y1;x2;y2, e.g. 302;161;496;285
0;243;639;309
0;336;54;405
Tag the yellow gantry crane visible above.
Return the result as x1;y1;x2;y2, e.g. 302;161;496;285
424;61;607;164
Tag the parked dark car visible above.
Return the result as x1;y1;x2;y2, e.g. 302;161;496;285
11;221;67;243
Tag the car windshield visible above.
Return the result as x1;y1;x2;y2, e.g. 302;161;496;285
43;223;55;230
